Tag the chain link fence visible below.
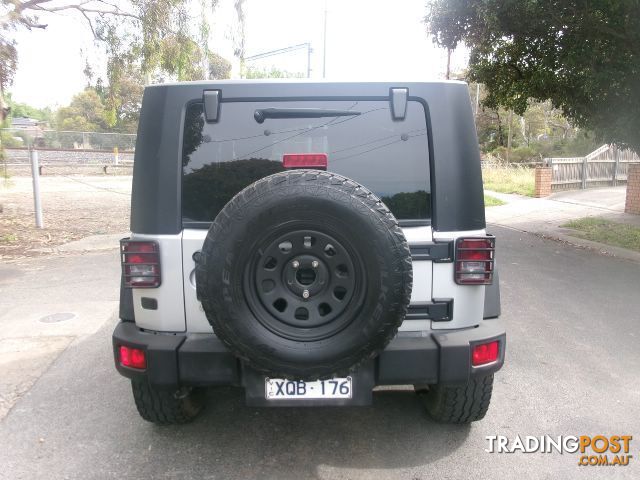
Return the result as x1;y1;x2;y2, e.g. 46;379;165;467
1;128;136;151
1;129;136;175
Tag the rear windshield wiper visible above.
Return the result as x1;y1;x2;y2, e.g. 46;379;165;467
254;108;361;124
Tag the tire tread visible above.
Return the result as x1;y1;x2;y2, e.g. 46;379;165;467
420;374;494;424
131;379;204;425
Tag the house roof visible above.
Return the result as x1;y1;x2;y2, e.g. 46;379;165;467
11;117;42;127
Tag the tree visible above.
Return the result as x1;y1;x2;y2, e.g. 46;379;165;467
208;52;232;80
56;89;108;132
425;1;640;151
0;1;233;116
244;66;305;79
0;38;16;119
104;67;144;133
2;92;53;123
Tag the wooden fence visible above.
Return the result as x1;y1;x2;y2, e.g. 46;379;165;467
545;145;640;191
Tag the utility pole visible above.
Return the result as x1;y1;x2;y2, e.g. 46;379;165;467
475;83;480;118
29;148;43;228
322;0;328;78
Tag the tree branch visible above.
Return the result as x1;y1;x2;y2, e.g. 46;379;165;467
80;9;97;38
34;4;140;20
17;15;48;30
16;0;57;12
1;1;141;31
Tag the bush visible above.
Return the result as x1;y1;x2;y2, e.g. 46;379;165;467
489;145;540;163
1;130;26;148
547;132;601;157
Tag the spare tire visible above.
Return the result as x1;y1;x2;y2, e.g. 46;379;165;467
196;170;412;380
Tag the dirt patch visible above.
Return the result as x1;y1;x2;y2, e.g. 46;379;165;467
0;175;131;260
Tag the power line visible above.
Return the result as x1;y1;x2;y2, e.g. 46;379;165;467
332;132;427;162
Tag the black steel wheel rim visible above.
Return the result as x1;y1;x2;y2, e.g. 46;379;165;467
246;228;365;342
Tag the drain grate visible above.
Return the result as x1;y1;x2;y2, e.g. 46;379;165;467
39;312;76;324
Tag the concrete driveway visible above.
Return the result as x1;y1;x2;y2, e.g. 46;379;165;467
550;186;628;211
486;186;640;263
1;226;639;479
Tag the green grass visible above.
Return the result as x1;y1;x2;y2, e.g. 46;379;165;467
484;194;505;207
562;217;640;252
482;165;535;197
1;233;18;244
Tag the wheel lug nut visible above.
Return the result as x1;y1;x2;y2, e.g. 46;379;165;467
302;289;310;299
312;261;319;268
292;260;300;269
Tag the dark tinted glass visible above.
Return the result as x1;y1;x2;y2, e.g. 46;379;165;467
182;100;430;222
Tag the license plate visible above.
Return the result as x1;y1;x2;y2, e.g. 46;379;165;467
265;376;353;400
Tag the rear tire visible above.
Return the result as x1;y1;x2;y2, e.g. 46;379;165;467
131;379;205;425
416;374;494;424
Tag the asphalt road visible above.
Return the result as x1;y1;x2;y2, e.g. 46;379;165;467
1;226;639;479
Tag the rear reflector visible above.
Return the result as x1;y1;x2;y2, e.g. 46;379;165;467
455;237;495;285
472;340;499;366
119;345;147;369
121;240;161;288
282;153;328;169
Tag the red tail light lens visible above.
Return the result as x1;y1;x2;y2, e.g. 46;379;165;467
282;153;328;169
472;340;500;366
455;237;495;285
121;240;161;288
119;345;147;369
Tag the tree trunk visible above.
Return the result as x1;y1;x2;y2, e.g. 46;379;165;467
506;111;513;162
445;48;451;80
496;112;504;147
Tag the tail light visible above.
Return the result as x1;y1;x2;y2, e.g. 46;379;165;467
121;239;161;288
119;345;147;369
472;340;500;366
455;237;495;285
282;153;328;169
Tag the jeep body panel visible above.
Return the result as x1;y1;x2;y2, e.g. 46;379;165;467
130;81;484;235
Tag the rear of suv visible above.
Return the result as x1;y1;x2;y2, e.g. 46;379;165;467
113;81;504;425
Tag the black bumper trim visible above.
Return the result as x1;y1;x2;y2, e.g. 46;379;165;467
112;320;505;394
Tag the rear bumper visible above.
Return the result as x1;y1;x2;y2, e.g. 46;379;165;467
113;319;505;395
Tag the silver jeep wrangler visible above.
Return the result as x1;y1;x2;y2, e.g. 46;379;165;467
113;81;505;425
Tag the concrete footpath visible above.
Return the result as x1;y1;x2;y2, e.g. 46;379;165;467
0;248;121;420
485;186;640;261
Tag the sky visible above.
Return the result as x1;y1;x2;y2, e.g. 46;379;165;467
10;0;468;109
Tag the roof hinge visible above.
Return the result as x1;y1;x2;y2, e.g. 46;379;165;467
390;87;408;120
203;90;221;123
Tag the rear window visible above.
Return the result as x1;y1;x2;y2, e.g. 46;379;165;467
182;99;430;224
